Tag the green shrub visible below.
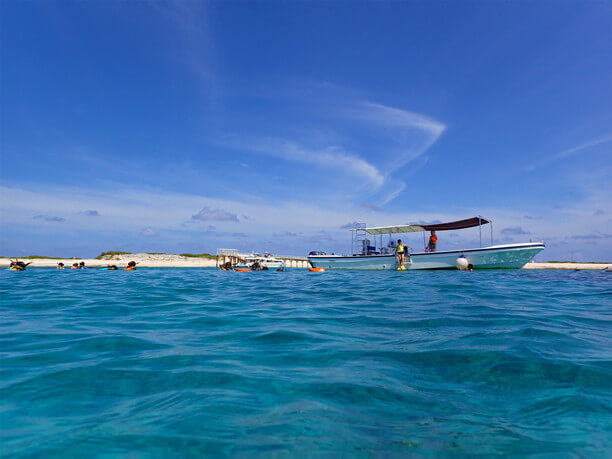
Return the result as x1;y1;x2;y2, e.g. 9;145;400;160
96;251;132;259
179;253;216;259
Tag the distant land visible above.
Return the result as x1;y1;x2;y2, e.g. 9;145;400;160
1;252;610;270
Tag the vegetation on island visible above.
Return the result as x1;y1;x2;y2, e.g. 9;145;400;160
95;251;133;259
179;253;217;259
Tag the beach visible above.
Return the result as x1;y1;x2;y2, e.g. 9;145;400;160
523;262;611;270
0;253;219;268
1;254;609;270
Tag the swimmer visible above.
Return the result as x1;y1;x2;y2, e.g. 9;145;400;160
9;260;31;271
71;263;80;269
220;261;233;271
56;262;65;269
124;261;137;271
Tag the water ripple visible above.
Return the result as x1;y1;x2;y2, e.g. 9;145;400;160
1;268;610;455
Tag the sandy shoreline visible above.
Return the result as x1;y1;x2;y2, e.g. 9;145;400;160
0;253;219;268
1;254;610;270
523;262;610;270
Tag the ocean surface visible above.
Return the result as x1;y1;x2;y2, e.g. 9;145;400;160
1;268;610;456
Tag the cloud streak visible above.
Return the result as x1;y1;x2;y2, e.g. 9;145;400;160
349;101;446;173
248;139;385;189
501;226;530;235
526;134;612;171
33;215;65;223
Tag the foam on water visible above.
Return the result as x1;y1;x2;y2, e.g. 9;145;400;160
1;268;611;455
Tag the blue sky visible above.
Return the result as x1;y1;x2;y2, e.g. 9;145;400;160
1;1;610;260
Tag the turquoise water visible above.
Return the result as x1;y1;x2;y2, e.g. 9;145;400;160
1;268;611;456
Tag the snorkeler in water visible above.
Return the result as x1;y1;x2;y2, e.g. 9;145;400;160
124;261;137;271
9;260;31;271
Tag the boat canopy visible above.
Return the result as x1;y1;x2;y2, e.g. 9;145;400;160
364;217;491;235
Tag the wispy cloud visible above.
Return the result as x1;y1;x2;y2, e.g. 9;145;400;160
526;134;612;171
140;227;158;237
349;102;446;172
273;231;300;237
152;1;217;95
380;181;406;206
569;232;612;240
360;202;383;212
33;214;65;222
6;181;607;260
80;210;100;216
247;139;385;189
359;102;445;136
501;226;530;235
340;221;363;229
221;98;445;206
192;207;239;222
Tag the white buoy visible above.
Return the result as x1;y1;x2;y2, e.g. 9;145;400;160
456;256;469;270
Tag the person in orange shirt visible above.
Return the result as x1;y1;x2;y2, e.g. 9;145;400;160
124;261;137;271
426;230;437;252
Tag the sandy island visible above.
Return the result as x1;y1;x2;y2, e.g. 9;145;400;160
1;253;219;268
1;254;610;270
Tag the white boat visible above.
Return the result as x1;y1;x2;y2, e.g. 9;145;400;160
308;217;545;270
234;252;285;270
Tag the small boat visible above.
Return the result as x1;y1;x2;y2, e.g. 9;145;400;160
308;217;545;270
234;252;285;271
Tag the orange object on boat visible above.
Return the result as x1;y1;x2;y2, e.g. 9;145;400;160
309;267;326;272
235;268;251;272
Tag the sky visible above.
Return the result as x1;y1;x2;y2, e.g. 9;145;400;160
1;0;610;261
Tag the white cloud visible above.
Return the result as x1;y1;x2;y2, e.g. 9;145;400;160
349;101;446;172
248;139;385;189
80;210;100;216
2;180;609;261
192;207;239;222
380;181;406;206
33;215;65;222
223;99;445;204
140;227;158;237
360;102;446;135
501;226;531;236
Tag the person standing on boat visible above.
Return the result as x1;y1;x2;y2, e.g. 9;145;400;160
396;239;413;268
426;231;437;252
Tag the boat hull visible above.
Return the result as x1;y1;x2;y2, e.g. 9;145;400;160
308;243;545;270
234;261;285;269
